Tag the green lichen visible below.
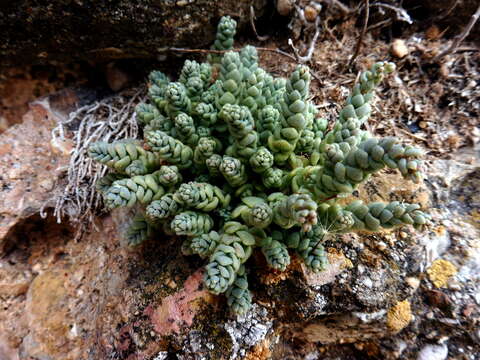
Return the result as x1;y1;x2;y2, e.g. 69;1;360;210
88;16;429;316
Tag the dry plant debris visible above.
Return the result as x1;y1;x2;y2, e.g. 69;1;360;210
49;87;144;237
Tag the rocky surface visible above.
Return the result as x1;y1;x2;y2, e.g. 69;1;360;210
1;94;477;359
1;9;479;358
2;0;479;71
0;97;71;252
0;0;267;69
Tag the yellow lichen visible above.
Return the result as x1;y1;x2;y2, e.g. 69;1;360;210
327;248;353;269
387;300;412;332
427;259;458;288
470;209;480;227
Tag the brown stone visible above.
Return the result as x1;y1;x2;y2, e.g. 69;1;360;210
145;269;213;336
277;0;294;16
391;39;409;58
0;101;71;253
0;1;268;69
105;63;132;92
298;313;388;343
0;263;31;298
23;270;81;360
425;289;453;311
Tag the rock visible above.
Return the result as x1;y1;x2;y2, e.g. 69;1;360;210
22;270;82;360
417;343;448;360
0;66;88;132
425;289;453;311
0;262;31;298
244;340;271;360
301;249;352;287
353;266;400;308
391;39;409;58
0;1;267;68
0;100;71;253
144;269;212;336
224;305;273;360
409;0;480;40
0;335;19;360
406;277;421;290
276;0;294;16
105;63;132;92
298;312;389;343
2;210;145;360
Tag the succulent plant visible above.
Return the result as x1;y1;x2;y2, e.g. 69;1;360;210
88;16;429;316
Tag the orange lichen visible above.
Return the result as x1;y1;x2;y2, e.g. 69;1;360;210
244;340;272;360
259;254;301;285
387;300;412;333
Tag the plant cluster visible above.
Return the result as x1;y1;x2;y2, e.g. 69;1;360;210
88;16;429;315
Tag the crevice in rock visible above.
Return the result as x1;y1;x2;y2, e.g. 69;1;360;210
2;212;74;267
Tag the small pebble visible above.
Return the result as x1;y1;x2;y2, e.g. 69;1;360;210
105;62;131;92
425;25;441;40
419;121;428;129
377;241;387;251
399;231;408;239
276;0;294;16
357;264;365;274
363;277;373;288
354;343;364;350
32;263;42;273
391;39;409;58
448;282;461;291
166;279;177;289
406;277;420;290
304;5;318;22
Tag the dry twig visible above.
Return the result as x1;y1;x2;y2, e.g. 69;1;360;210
250;5;269;41
288;16;321;63
159;46;324;82
348;0;370;68
434;4;480;61
324;0;352;15
371;2;413;24
45;88;144;239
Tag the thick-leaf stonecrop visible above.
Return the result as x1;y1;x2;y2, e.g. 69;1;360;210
88;16;429;316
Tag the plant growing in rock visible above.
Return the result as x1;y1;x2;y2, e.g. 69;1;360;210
88;16;429;316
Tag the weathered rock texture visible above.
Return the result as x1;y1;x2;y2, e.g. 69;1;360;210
2;91;477;360
0;0;266;68
0;98;71;252
1;22;479;359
